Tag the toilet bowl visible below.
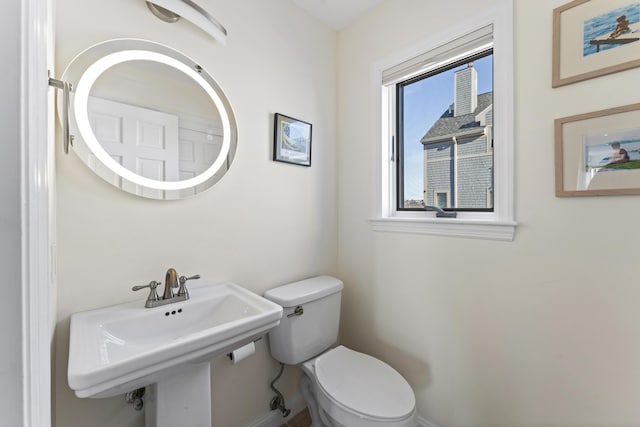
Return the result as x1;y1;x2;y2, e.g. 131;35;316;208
302;346;416;427
264;276;417;427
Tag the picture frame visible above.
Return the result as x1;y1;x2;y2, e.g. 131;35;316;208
273;113;312;167
555;103;640;196
552;0;640;87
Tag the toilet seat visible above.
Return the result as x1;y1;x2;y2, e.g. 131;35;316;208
314;346;415;424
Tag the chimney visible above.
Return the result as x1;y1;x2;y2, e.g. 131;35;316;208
453;63;477;117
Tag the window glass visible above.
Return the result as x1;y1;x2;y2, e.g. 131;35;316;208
398;51;493;211
435;191;449;208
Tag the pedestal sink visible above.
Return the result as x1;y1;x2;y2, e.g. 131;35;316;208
68;282;283;426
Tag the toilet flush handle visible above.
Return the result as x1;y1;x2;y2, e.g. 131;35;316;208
286;306;304;318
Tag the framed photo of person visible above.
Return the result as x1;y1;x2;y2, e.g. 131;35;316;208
552;0;640;87
273;113;312;167
555;103;640;196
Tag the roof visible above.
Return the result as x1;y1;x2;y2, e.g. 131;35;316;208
421;92;492;144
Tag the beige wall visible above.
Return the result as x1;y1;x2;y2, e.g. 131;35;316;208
53;1;337;426
337;0;640;426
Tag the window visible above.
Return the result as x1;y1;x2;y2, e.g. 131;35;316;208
435;191;450;209
370;6;516;241
397;51;494;213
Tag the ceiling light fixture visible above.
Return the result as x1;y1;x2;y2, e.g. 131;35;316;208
145;0;227;45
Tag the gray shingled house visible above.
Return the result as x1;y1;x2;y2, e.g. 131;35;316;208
420;64;493;210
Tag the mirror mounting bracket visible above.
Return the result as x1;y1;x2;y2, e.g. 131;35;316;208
48;71;75;154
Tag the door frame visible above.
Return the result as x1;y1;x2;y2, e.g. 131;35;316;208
22;0;51;425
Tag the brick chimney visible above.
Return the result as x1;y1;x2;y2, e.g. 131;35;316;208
453;63;477;117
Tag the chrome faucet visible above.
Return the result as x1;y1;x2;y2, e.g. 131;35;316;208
163;268;179;299
132;268;200;308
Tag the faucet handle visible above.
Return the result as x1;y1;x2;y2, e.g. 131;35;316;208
132;280;161;308
177;274;200;297
179;274;200;285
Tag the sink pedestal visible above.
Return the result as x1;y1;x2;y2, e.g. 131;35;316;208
145;363;212;427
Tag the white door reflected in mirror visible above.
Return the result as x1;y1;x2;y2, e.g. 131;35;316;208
60;39;237;200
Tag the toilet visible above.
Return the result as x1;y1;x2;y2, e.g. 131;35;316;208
264;276;416;427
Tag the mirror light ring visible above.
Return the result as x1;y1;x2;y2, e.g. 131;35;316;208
74;50;232;191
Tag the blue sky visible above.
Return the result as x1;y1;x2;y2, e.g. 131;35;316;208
402;54;493;200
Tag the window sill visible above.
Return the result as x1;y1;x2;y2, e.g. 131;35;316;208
369;217;517;241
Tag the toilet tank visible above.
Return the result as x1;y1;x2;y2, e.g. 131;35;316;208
264;276;343;365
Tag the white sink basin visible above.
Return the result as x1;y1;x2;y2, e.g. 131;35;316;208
68;282;283;398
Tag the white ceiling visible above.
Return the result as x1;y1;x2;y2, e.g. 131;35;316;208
291;0;383;30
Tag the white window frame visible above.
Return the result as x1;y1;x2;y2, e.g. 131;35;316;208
369;1;516;241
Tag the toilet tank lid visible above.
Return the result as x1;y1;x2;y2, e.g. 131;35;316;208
264;276;343;307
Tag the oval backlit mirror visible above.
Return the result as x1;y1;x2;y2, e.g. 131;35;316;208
61;39;238;200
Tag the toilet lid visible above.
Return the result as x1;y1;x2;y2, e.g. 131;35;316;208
314;346;415;420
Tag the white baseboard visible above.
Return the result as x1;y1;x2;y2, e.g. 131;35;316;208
417;415;438;427
246;393;306;427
